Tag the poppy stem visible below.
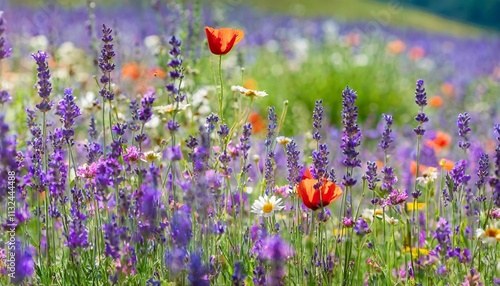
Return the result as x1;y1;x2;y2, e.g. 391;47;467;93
218;55;224;122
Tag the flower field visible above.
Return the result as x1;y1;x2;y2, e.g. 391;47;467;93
1;1;500;285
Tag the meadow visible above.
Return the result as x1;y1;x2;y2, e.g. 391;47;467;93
0;0;500;285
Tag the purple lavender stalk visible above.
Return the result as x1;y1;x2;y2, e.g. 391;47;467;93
413;79;428;136
457;113;471;151
32;51;53;113
56;88;81;146
0;11;11;60
341;86;362;187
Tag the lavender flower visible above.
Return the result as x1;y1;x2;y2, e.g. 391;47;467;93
0;90;10;105
475;153;489;189
457;113;471;151
380;166;397;192
312;99;324;141
354;217;371;236
0;12;11;60
67;188;89;251
413;79;428;136
341;86;362;167
11;242;35;285
32;50;52;113
379;114;394;152
98;24;115;101
138;90;156;123
414;79;427;107
47;129;68;202
264;107;278;194
165;247;188;277
56;88;81;146
239;123;252;174
188;252;210;286
232;261;246;286
170;206;192;247
259;235;293;286
285;140;302;189
104;215;122;260
365;161;379;191
311;143;329;182
434;217;451;251
165;36;185;102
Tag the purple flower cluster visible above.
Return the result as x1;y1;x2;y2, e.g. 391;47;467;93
341;86;362;187
364;161;379;191
285;140;302;189
259;235;293;286
312;99;323;141
434;218;452;252
165;36;186;102
239;123;252;174
457;113;471;151
0;11;10;60
0;12;11;105
32;51;52;113
264;107;277;194
138;89;156;123
67;188;89;251
381;166;398;192
379;114;394;152
413;79;428;136
354;218;371;236
56;88;81;146
475;153;489;189
98;24;116;101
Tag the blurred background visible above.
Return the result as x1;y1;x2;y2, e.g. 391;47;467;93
0;0;499;135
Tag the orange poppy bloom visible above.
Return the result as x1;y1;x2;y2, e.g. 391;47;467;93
298;167;343;211
243;78;258;90
205;26;244;55
440;82;455;97
410;161;428;176
248;112;265;134
148;67;167;79
424;131;451;152
408;46;425;61
429;96;443;108
122;62;142;80
439;158;454;172
387;39;406;55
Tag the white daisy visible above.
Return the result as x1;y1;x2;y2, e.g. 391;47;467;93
251;195;284;217
416;167;438;185
276;136;292;146
231;85;268;98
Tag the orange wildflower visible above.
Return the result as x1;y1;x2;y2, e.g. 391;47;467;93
297;167;343;211
248;112;266;134
345;33;361;46
429;96;443;108
122;62;142;80
408;46;425;61
424;131;451;152
204;26;244;55
439;159;454;172
440;82;455;97
387;39;406;55
243;78;258;90
410;161;428;176
148;67;167;79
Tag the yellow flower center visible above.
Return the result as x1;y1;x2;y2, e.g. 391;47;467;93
485;228;500;240
262;202;274;213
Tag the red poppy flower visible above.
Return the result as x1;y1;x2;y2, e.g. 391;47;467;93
298;167;343;211
204;26;244;55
